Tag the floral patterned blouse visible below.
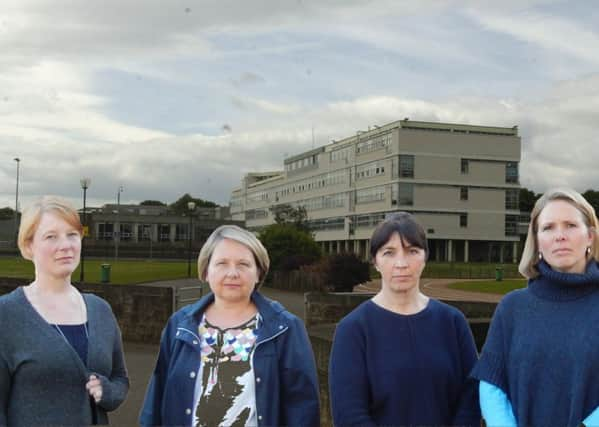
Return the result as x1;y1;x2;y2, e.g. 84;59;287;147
192;313;260;427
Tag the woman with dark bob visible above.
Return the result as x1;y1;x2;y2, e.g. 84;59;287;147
471;188;599;426
329;212;480;426
0;196;129;426
140;224;320;427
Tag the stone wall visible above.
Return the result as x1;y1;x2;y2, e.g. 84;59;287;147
0;278;172;344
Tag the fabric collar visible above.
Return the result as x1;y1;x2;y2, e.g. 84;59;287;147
528;260;599;301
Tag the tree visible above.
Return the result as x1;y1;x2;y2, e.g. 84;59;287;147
519;188;541;213
0;207;16;220
169;193;218;214
269;204;308;231
259;223;321;273
140;200;166;206
582;190;599;215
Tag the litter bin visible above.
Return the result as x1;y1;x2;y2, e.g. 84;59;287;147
100;264;111;283
495;266;504;282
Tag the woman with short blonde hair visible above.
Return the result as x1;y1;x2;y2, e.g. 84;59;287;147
0;196;128;426
141;224;319;427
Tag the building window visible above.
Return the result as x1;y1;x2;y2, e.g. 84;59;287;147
505;214;518;236
461;159;469;174
120;223;133;241
398;183;414;206
460;187;468;201
356;186;386;204
138;224;152;241
356;160;385;180
506;162;519;183
98;223;114;240
356;133;391;154
158;224;170;241
399;155;414;178
460;214;468;228
505;189;519;210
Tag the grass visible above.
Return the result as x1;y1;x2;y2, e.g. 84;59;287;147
370;262;521;280
447;279;527;294
0;257;192;284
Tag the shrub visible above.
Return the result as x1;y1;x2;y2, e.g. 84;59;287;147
325;253;371;292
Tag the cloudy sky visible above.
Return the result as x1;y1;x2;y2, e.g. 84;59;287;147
1;0;598;210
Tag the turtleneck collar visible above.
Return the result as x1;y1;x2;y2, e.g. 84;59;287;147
528;259;599;301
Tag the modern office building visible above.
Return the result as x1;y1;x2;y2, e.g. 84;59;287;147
231;119;521;262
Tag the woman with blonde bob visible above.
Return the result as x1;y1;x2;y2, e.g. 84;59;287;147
471;188;599;426
0;196;129;426
140;224;320;427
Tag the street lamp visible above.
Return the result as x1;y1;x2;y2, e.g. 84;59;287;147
79;178;91;283
187;201;196;277
13;158;20;245
115;185;123;260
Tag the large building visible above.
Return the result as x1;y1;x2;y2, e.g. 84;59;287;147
231;119;521;262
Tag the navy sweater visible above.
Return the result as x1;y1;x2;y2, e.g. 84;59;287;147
471;260;599;426
329;298;480;427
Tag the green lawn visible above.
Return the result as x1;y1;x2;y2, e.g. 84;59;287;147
448;279;527;294
0;257;192;284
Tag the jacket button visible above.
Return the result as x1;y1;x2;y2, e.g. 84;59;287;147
190;371;196;378
193;340;198;345
185;408;191;415
256;377;261;383
278;325;283;330
258;415;263;420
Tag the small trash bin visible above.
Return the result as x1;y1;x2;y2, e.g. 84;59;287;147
100;264;111;283
495;266;504;282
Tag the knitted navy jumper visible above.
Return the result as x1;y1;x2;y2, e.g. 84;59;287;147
329;298;480;427
471;260;599;426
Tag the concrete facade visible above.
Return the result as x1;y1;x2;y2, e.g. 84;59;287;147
231;119;521;262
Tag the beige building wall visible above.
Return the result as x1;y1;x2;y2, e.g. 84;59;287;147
230;119;522;262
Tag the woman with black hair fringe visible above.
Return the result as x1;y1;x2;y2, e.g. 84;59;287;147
329;212;480;427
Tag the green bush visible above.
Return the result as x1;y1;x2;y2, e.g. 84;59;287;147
259;223;321;273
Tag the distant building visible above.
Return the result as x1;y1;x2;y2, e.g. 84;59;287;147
231;119;521;262
83;204;234;244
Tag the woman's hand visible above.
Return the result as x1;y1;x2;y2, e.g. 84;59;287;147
86;374;103;403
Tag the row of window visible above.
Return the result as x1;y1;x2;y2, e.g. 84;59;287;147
246;184;518;220
356;160;385;180
292;193;346;211
356;133;392;154
96;223;194;241
284;154;318;172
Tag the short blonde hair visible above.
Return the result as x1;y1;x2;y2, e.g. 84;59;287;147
18;196;83;260
197;225;270;287
519;188;599;278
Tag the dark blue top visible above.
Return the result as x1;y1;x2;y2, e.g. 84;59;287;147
54;323;88;365
471;260;599;426
329;298;480;427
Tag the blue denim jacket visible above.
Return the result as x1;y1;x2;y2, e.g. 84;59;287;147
139;291;320;427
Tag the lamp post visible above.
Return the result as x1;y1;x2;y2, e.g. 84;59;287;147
187;201;196;277
115;185;123;260
13;158;20;245
79;178;91;283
